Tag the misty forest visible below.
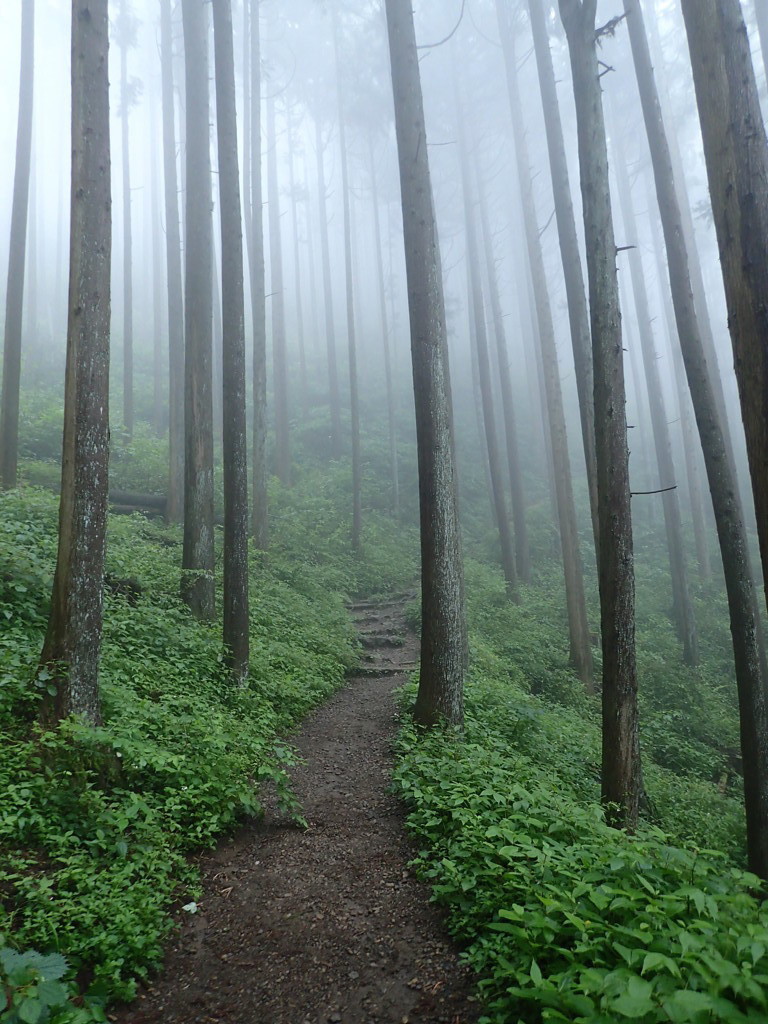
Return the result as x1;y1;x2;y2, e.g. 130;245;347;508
3;0;768;1021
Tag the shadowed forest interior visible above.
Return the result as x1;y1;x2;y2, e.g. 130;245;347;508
2;0;768;1021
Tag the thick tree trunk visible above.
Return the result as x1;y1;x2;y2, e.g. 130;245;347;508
119;0;133;439
212;0;250;684
500;17;593;686
332;13;362;551
559;0;640;826
476;165;530;583
679;0;768;879
385;0;467;729
181;0;216;621
160;0;184;523
315;119;343;459
1;0;34;491
611;124;698;665
266;92;290;487
523;0;599;553
40;0;111;727
246;0;268;549
369;138;400;518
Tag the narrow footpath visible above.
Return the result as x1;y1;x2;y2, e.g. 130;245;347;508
118;597;480;1024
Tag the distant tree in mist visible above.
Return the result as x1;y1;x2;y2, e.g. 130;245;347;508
678;0;768;880
40;0;111;727
213;0;250;683
385;0;467;728
558;0;640;828
1;0;34;492
181;0;216;621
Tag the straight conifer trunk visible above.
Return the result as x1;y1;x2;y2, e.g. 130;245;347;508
559;0;640;825
384;0;467;729
678;0;768;879
286;107;308;415
266;92;290;487
499;16;593;686
315;119;342;459
181;0;216;621
212;0;249;683
40;0;111;727
160;0;184;523
1;0;34;491
119;0;133;439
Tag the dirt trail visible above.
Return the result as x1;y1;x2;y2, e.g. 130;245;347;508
117;597;480;1024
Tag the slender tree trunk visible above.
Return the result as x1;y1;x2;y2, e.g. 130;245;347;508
181;0;215;620
160;0;184;523
247;0;268;549
559;0;640;826
211;228;224;444
332;12;362;551
522;0;599;553
679;0;768;879
458;117;518;599
213;0;249;683
26;144;38;355
40;0;110;727
1;0;34;490
266;92;290;486
611;124;698;665
150;86;164;436
500;17;593;685
119;0;133;438
315;118;343;459
468;267;496;525
647;193;712;580
476;165;530;583
286;106;308;415
369;137;400;518
385;0;467;728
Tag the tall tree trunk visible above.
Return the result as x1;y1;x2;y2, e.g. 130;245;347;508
611;124;698;665
160;0;184;523
150;84;164;436
476;164;530;583
40;0;110;727
647;192;712;580
369;137;400;518
332;10;362;551
119;0;133;438
181;0;216;620
247;0;268;549
559;0;640;826
286;106;308;415
1;0;34;490
499;16;593;685
315;119;343;459
385;0;467;728
522;0;599;552
213;0;249;683
678;0;768;879
458;116;518;599
266;92;290;486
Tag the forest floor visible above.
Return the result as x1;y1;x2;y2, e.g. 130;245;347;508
115;596;480;1024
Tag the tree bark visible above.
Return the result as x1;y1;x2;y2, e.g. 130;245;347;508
500;15;593;686
286;105;308;415
266;92;290;487
181;0;216;621
611;123;698;665
523;0;599;553
119;0;133;439
160;0;184;523
40;0;111;727
1;0;34;491
679;0;768;879
385;0;467;729
212;0;250;684
559;0;640;825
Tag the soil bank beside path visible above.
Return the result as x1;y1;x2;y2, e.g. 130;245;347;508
117;598;481;1024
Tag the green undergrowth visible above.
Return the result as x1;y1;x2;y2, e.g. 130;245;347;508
394;558;764;1023
0;473;416;1016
